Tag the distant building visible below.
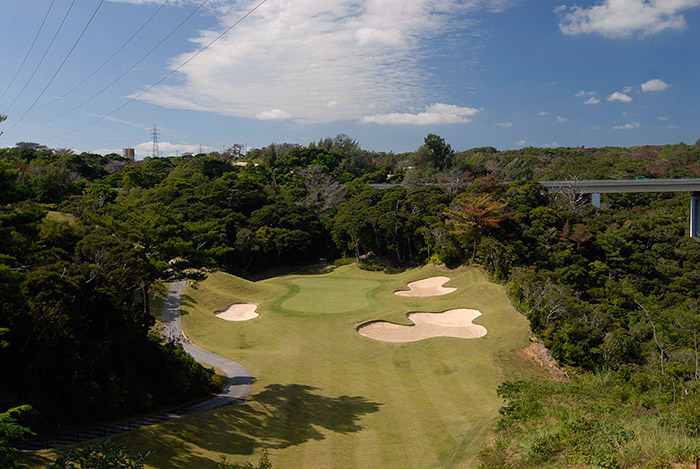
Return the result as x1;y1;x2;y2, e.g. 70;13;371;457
122;148;135;163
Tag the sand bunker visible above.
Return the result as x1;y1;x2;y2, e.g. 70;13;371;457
357;309;487;343
215;304;259;321
394;276;456;297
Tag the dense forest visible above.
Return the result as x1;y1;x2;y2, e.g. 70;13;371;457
2;132;700;467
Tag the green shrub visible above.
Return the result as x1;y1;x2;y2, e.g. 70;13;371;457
49;439;148;468
644;457;672;469
428;253;443;265
358;262;383;271
333;257;354;266
209;372;227;393
527;433;561;463
495;381;545;430
675;396;700;436
218;450;272;469
478;438;515;469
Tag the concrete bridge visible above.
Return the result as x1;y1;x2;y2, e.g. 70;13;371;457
369;178;700;238
540;178;700;238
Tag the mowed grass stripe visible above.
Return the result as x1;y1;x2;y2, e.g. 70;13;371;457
389;347;460;466
360;367;412;469
326;351;360;469
371;363;429;467
406;342;471;444
346;349;412;465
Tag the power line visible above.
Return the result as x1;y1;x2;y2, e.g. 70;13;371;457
56;0;269;138
5;0;106;133
0;0;57;101
48;0;211;121
0;94;125;149
3;0;76;113
37;0;171;110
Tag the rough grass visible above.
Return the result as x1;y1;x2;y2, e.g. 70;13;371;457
479;374;700;469
27;264;536;468
45;210;77;224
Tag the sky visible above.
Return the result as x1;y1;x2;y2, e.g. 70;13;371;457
0;0;698;159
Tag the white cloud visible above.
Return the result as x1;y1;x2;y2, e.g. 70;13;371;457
584;97;600;104
613;121;641;130
557;0;700;38
255;109;291;120
556;116;568;123
516;139;527;146
607;91;633;102
542;141;559;148
133;0;513;123
658;115;669;120
539;111;551;116
355;27;405;47
575;90;596;97
94;141;213;159
360;103;479;125
496;122;513;127
136;141;213;155
89;114;151;130
641;78;669;92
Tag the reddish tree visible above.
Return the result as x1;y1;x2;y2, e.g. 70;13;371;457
445;193;507;264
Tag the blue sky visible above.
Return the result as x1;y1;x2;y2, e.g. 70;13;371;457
0;0;698;158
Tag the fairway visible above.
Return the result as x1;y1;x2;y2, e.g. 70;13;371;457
105;264;536;468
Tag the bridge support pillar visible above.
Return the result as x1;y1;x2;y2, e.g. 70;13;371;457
691;192;700;238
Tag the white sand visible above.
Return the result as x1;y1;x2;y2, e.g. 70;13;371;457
357;308;487;343
394;276;457;297
215;304;259;321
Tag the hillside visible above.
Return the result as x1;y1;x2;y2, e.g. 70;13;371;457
2;136;700;468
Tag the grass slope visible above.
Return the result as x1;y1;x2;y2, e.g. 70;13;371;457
31;264;537;468
45;210;77;224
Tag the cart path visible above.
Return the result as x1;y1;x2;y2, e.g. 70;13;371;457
163;280;254;411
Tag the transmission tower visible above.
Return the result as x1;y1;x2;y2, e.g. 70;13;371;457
150;124;160;158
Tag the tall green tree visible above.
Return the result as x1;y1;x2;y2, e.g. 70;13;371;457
417;134;455;171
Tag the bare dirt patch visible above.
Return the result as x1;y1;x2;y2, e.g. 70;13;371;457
215;304;259;322
515;332;569;381
394;276;457;297
357;308;487;343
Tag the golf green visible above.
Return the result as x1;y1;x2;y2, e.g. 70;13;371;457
279;277;381;314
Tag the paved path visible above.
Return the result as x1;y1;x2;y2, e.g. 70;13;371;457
19;281;253;451
163;280;254;410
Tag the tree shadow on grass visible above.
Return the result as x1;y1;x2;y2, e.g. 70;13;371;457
138;383;381;467
248;263;337;281
178;293;196;313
